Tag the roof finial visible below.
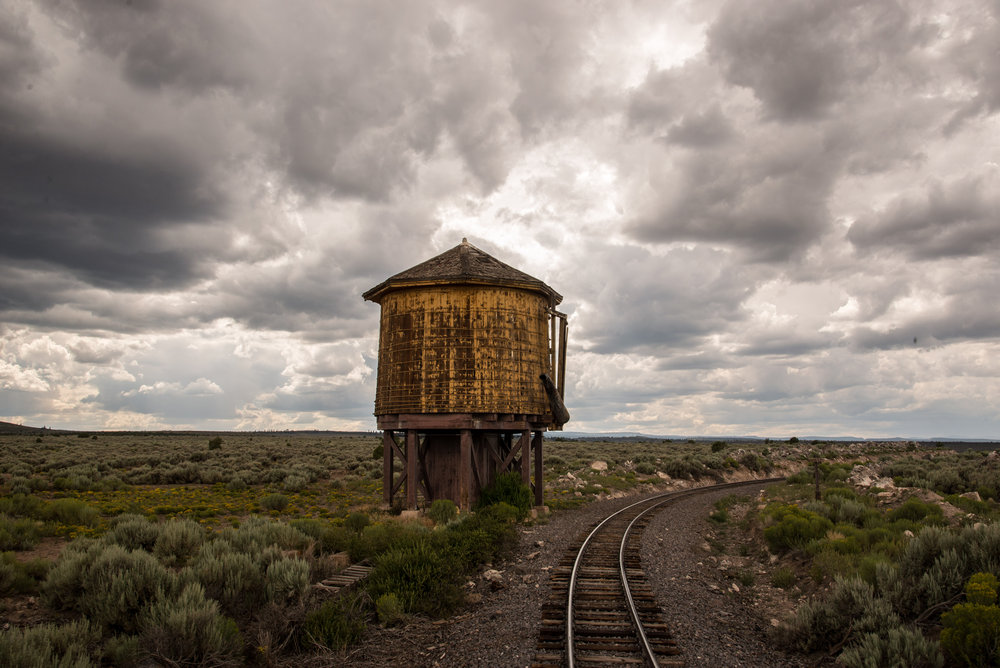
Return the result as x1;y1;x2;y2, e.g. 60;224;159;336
462;237;468;244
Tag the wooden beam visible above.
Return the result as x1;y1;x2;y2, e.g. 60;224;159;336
417;434;432;502
500;433;523;471
377;413;548;431
520;430;531;484
406;430;417;509
533;431;544;506
470;436;483;493
383;431;394;505
459;429;472;510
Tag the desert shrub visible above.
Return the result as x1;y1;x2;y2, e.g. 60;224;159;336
0;618;100;668
762;504;833;553
259;493;289;512
711;441;726;452
446;512;518;572
104;515;161;552
344;511;370;534
778;576;900;653
479;501;520;524
475;472;531;519
839;627;944;668
368;539;462;617
43;498;99;527
0;515;40;551
810;546;855;583
281;474;307;493
943;611;1000;667
771;567;797;589
8;477;32;496
962;523;1000;575
888;497;944;525
0;552;49;596
219;517;309;554
940;574;1000;667
79;545;173;634
786;470;813;485
207;436;223;450
225;477;247;492
348;522;427;562
544;455;566;467
635;461;657;475
41;539;102;612
878;526;968;619
427;499;457;526
375;592;406;627
0;494;45;518
264;557;310;604
739;452;765;472
303;591;368;651
141;583;242;667
662;458;698;480
192;545;266;618
153;518;205;567
102;635;140;666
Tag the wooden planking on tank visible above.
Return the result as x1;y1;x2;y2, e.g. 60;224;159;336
374;285;550;416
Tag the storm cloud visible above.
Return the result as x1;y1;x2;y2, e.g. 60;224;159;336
1;0;998;438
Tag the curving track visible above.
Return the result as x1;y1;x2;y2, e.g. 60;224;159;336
532;478;784;668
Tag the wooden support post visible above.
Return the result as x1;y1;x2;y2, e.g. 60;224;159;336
406;430;418;509
382;430;394;505
460;429;472;510
532;431;543;506
520;430;531;484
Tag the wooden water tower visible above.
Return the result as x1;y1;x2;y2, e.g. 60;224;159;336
363;239;568;510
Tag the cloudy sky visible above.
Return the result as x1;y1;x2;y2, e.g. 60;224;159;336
2;0;998;439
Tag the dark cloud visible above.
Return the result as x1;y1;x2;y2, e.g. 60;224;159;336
735;331;839;358
848;172;1000;259
49;0;260;93
0;130;226;290
0;2;47;99
707;0;926;121
572;244;755;354
846;265;1000;350
626;124;837;261
664;105;736;147
944;2;1000;131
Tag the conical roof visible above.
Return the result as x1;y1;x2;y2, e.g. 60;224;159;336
362;238;562;304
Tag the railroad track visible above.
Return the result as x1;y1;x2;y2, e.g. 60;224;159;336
532;478;785;668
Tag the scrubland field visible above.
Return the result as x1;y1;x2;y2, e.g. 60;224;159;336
0;429;998;666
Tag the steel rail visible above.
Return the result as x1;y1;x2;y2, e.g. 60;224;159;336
565;477;784;668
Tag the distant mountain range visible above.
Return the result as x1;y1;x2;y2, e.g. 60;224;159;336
1;420;995;444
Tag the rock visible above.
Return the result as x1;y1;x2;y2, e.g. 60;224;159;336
657;471;671;480
466;593;482;604
590;460;607;471
903;530;915;538
483;569;504;583
526;551;540;560
960;491;982;502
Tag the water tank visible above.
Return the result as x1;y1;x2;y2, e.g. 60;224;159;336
363;239;567;423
